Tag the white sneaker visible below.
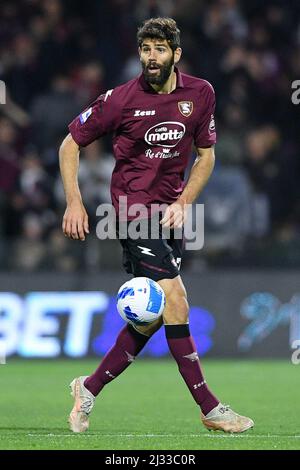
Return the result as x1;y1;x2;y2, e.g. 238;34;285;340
201;403;254;433
68;376;95;433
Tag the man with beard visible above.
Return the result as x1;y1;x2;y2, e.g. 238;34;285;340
59;17;254;434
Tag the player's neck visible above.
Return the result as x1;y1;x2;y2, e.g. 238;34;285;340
150;69;177;94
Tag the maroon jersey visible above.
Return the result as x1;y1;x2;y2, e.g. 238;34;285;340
68;67;216;217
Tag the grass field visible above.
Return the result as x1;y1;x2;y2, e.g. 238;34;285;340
0;358;299;450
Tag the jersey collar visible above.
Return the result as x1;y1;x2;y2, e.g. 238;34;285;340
138;66;184;93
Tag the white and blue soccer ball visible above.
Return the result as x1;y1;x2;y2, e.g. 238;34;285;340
117;277;166;325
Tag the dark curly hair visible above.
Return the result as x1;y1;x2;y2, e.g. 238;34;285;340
137;17;181;51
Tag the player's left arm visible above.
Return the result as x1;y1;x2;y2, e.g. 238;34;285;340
161;146;215;228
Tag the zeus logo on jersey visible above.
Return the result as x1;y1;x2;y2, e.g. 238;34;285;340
145;121;185;148
134;109;156;116
80;107;92;124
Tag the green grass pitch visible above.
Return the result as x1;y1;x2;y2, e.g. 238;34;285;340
0;358;299;450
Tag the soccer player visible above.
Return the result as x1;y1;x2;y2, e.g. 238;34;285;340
59;18;254;434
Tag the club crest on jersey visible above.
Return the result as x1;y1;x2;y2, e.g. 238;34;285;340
178;101;193;117
79;107;92;124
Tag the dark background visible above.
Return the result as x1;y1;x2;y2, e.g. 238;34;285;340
1;0;300;272
0;1;300;358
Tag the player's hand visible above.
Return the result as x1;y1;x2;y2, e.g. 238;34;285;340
62;199;90;241
160;199;187;229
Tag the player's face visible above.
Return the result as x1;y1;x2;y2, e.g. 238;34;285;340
139;39;176;86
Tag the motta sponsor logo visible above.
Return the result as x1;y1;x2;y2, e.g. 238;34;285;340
144;121;185;148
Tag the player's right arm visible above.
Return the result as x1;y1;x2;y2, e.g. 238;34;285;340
59;133;89;241
60;88;122;241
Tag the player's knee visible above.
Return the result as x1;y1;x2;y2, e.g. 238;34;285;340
157;276;189;325
163;291;189;324
134;316;163;337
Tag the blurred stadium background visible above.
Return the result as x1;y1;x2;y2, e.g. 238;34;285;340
0;0;300;450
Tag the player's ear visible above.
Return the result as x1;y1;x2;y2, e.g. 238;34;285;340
174;48;182;65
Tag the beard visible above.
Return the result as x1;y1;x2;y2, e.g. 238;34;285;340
141;55;174;86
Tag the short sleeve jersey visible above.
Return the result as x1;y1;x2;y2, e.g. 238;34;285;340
69;67;216;216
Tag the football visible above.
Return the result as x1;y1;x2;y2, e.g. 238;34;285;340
117;277;166;325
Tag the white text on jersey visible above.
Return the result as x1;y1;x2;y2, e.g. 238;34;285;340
134;110;156;116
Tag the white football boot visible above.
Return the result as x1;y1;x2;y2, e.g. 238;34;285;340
201;403;254;433
69;376;95;433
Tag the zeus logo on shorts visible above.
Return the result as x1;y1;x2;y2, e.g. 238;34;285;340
145;121;185;148
137;246;156;257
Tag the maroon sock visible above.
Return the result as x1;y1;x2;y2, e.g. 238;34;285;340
165;324;219;415
84;324;150;396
